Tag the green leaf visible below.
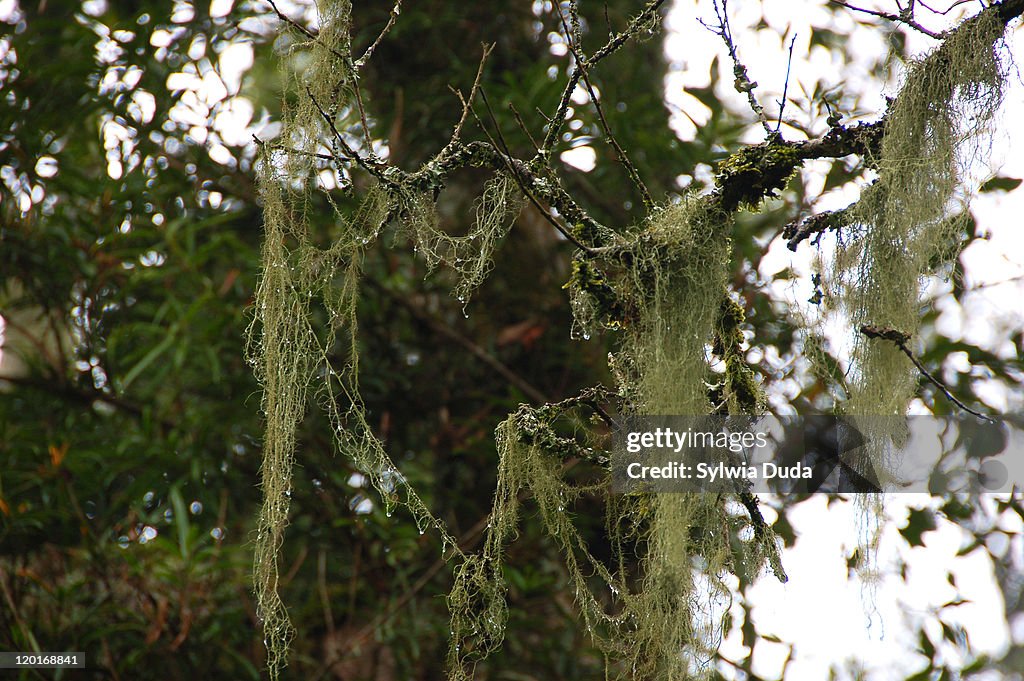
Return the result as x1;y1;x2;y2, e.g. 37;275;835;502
121;325;177;390
979;175;1022;192
900;507;938;547
168;485;190;560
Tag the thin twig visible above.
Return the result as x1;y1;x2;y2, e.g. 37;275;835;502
859;324;995;422
917;0;974;16
555;7;654;209
451;44;495;143
349;69;375;153
776;33;798;133
540;0;668;155
566;0;583;46
508;102;541;152
265;0;318;42
475;88;597;255
253;135;336;162
306;87;394;185
355;0;403;68
702;0;773;136
828;0;943;38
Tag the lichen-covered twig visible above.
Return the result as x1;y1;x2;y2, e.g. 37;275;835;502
555;5;654;209
539;0;669;155
829;0;943;39
859;325;995;422
355;0;402;68
702;0;773;136
783;204;855;250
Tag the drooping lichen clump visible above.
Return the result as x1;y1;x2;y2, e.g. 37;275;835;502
466;402;786;680
447;407;614;680
247;2;355;675
838;9;1006;419
618;197;734;415
820;9;1007;572
401;172;524;306
248;1;529;677
563;196;786;679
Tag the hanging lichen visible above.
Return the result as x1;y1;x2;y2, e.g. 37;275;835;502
556;196;786;680
244;4;1018;681
447;406;615;680
566;196;740;414
246;3;356;676
841;9;1005;418
819;9;1007;577
398;171;524;306
248;1;532;676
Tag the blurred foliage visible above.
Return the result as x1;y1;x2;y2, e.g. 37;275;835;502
0;1;1021;680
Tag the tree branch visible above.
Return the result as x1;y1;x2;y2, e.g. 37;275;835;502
859;324;995;422
829;0;943;39
539;0;668;155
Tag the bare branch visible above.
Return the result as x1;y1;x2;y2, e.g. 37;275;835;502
348;70;375;154
540;0;668;155
828;0;944;38
508;102;541;152
555;7;654;209
917;0;975;16
859;324;995;422
702;0;773;136
776;33;798;133
451;44;494;143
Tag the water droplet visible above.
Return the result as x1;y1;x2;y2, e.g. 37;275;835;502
189;501;203;515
